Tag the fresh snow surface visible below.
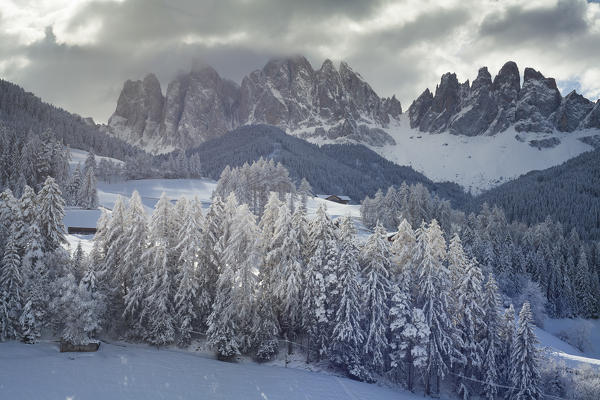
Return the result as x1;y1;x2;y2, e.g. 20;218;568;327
69;148;124;170
0;341;414;400
377;117;595;194
97;179;218;211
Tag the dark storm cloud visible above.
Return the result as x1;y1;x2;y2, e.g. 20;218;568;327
1;0;599;122
479;0;589;43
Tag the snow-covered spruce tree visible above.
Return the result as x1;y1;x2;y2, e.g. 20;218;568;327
173;199;202;347
575;245;595;317
455;256;485;399
253;283;279;362
102;195;127;330
72;241;84;281
482;275;501;400
389;279;429;391
302;241;328;363
307;205;339;334
329;217;367;380
448;233;469;311
37;177;66;252
206;201;241;360
0;231;23;340
509;302;542;400
78;167;98;210
499;304;516;390
417;219;459;395
19;222;47;343
121;191;149;336
55;273;103;345
224;204;261;354
65;164;82;206
259;192;282;246
196;196;225;327
297;178;312;213
390;219;417;285
143;241;175;348
19;185;38;245
361;222;392;374
170;197;188;263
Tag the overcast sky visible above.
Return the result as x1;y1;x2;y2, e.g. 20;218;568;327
1;0;599;123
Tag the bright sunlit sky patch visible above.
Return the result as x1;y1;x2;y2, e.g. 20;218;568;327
0;0;599;122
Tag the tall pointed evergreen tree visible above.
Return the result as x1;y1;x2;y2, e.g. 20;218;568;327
509;302;541;400
417;219;458;395
329;218;366;380
361;222;392;373
173;200;202;347
37;177;66;252
0;231;22;340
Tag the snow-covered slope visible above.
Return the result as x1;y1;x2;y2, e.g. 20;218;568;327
305;115;597;194
376;116;595;193
0;341;413;400
69;148;124;170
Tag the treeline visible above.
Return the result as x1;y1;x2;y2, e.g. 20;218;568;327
1;167;598;399
362;183;600;321
472;147;600;241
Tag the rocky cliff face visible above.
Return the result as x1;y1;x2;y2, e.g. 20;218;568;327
408;61;600;136
108;56;400;151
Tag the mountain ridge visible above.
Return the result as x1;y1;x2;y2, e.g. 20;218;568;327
108;57;600;152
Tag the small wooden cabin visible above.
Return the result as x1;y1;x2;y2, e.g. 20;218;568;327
317;194;351;205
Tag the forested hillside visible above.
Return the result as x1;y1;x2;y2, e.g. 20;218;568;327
0;79;139;160
472;148;600;241
184;124;468;205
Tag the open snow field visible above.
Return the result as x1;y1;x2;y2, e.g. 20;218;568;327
2;322;600;400
375;117;596;194
0;341;412;400
69;149;124;170
304;116;597;194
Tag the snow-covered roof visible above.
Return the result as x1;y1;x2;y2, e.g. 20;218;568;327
63;208;102;229
316;194;351;201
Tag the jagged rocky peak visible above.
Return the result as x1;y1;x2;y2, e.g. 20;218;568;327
580;100;600;130
408;88;433;128
410;60;600;136
555;90;594;132
109;73;164;142
108;56;401;151
515;67;562;132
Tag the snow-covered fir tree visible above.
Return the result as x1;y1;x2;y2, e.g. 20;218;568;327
19;222;47;343
390;219;417;285
389;278;429;391
0;231;23;340
78;167;98;210
481;275;501;400
223;204;261;354
509;302;541;400
361;222;392;374
173;199;202;347
455;255;485;399
196;196;225;326
329;216;367;380
417;219;458;395
37;177;66;252
143;241;175;348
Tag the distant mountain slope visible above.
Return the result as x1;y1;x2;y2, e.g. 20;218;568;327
472;148;600;240
0;79;139;160
184;124;468;205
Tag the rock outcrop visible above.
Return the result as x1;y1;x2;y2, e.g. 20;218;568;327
408;61;600;136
